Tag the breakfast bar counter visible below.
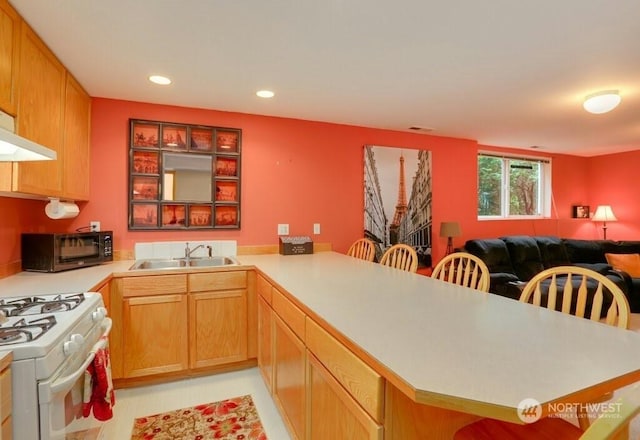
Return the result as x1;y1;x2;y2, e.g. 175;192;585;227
240;252;640;437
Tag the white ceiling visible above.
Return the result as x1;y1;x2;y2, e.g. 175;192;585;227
10;0;640;157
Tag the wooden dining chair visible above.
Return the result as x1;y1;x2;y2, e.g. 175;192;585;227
347;238;376;262
431;252;490;292
379;244;418;273
519;266;630;330
455;266;632;439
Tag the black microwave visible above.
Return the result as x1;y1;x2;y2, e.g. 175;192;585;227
21;231;113;272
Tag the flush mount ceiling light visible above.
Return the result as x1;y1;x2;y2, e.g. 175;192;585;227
583;90;621;114
256;90;275;98
149;75;172;85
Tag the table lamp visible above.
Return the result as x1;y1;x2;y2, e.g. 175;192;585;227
592;205;617;240
440;221;462;255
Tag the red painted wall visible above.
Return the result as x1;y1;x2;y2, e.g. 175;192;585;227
3;97;635;270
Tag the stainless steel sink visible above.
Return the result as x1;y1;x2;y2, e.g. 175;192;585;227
129;256;239;270
187;256;239;267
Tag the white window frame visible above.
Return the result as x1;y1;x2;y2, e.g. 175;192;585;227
477;152;552;220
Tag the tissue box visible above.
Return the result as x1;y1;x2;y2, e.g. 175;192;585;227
279;236;313;255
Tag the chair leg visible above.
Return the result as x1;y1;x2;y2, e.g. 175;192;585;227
577;407;590;431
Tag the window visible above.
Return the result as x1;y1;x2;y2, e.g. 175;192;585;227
477;153;551;219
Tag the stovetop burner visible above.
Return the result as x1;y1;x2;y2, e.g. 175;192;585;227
0;293;85;317
0;315;56;345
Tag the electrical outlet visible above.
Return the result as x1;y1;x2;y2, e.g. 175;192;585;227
277;224;289;235
313;223;321;234
90;221;101;232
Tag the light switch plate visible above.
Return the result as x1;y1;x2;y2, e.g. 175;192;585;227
278;224;289;235
313;223;321;234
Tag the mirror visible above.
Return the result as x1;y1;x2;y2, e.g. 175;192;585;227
162;152;212;202
128;119;242;230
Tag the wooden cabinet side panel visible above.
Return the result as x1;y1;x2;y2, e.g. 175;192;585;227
110;278;124;379
307;353;382;440
0;0;19;115
274;315;306;440
247;270;257;359
123;294;188;378
62;73;90;200
15;22;65;196
188;290;247;369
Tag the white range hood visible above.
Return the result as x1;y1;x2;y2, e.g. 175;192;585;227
0;110;57;161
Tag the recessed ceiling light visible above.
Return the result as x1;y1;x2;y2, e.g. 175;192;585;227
583;90;621;114
149;75;172;85
256;90;275;98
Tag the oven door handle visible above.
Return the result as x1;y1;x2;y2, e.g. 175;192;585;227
50;317;113;394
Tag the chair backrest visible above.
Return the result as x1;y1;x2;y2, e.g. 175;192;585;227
519;265;630;329
580;384;640;439
379;244;418;273
432;252;490;292
347;238;376;262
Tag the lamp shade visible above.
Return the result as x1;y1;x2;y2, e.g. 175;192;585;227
592;205;617;222
583;91;621;114
440;221;462;238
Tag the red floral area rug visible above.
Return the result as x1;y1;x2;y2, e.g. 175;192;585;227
130;394;267;440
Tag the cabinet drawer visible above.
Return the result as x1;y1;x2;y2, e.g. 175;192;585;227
0;367;11;422
123;274;187;297
189;271;247;292
256;273;273;304
272;288;305;341
306;318;384;423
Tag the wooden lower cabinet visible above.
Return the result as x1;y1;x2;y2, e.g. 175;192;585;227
257;295;274;392
307;353;383;440
273;314;307;440
123;293;189;378
189;289;247;369
0;357;11;440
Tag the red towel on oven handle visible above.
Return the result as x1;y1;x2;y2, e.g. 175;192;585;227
82;341;115;421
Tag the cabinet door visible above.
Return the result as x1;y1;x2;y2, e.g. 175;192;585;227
0;0;19;115
273;314;306;440
123;294;188;378
15;21;65;196
62;73;90;200
189;290;247;369
307;353;382;440
258;295;274;392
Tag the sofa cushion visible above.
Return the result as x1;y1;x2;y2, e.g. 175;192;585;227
534;236;571;268
500;236;545;281
605;253;640;277
464;239;516;274
562;239;613;264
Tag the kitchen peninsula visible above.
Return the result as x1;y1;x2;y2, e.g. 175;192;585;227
1;252;640;439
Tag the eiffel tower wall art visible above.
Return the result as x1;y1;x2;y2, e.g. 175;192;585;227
363;145;433;268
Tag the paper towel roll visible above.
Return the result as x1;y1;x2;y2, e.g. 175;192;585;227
45;201;80;219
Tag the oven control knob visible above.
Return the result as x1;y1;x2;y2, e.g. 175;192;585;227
63;340;79;356
70;334;85;345
92;307;107;321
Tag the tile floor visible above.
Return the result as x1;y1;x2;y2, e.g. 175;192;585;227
99;367;291;439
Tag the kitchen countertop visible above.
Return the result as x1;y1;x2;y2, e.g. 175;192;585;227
3;251;640;423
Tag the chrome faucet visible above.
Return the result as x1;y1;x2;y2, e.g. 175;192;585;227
184;242;204;260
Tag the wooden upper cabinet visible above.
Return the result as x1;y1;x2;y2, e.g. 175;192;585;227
62;73;91;200
14;21;65;197
0;0;20;116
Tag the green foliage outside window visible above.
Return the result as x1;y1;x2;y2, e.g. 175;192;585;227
478;154;543;217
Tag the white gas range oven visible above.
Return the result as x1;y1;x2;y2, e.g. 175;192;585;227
0;292;111;440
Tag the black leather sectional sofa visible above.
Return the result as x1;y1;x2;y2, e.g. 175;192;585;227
464;235;640;312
